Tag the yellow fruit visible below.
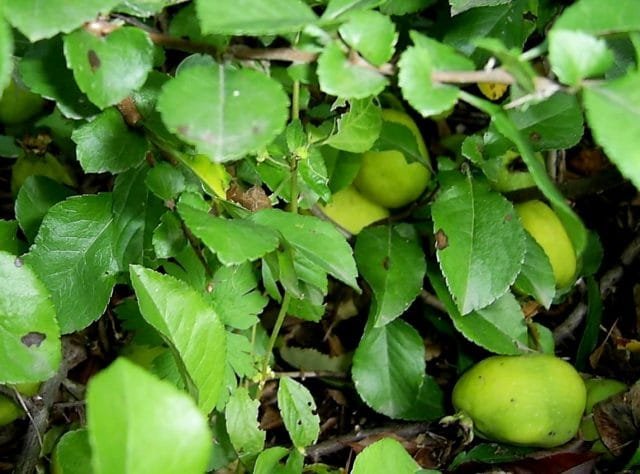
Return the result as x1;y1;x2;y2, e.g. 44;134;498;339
478;82;509;101
452;354;586;448
0;75;45;125
0;394;22;426
353;109;431;209
515;200;577;288
320;185;389;235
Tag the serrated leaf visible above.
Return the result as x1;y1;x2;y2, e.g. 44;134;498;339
507;92;584;151
72;108;148;173
449;0;511;15
0;251;61;383
226;333;258;378
53;429;93;474
178;201;280;266
195;0;317;35
118;0;179;17
15;176;74;243
380;0;434;15
250;209;359;289
339;10;397;67
432;173;525;314
352;319;444;420
317;41;388;99
549;30;614;86
279;346;351;373
157;64;289;162
144;162;186;202
0;17;13;98
321;0;385;20
553;0;640;35
428;265;528;354
130;265;227;414
63;27;154;109
583;72;640;190
152;212;187;259
355;225;426;327
19;36;98;119
225;387;265;457
209;263;268;330
87;358;211;474
325;99;383;153
4;0;121;41
398;32;474;118
278;377;320;450
24;194;117;334
514;232;555;309
352;438;421;474
298;148;331;202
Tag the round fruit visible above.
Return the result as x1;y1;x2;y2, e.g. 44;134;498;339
452;354;586;448
515;200;577;288
486;150;540;192
0;394;22;426
320;185;389;235
353;109;431;209
13;382;41;397
580;378;627;441
0;75;45;125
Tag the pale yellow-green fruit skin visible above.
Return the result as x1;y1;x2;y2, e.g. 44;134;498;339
320;185;389;235
353;109;431;209
0;76;45;125
0;394;22;426
452;354;586;448
580;378;627;441
515;200;577;288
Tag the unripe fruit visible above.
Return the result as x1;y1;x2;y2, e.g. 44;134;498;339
0;394;22;426
452;354;586;448
515;200;577;288
320;185;389;235
0;75;45;125
580;378;627;441
353;109;431;209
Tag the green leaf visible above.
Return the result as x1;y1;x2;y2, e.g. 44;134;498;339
225;387;265;457
549;30;614;86
507;92;584;151
428;265;528;354
0;17;14;98
380;0;434;15
72;108;148;173
24;194;117;334
4;0;121;41
325;99;383;153
254;447;290;474
355;225;426;327
553;0;640;35
63;27;154;109
87;358;212;474
250;209;359;289
152;212;187;259
178;201;280;265
449;0;511;15
321;0;385;20
317;42;388;99
53;429;93;474
576;276;603;370
117;0;178;17
209;263;268;330
130;265;227;414
278;377;320;450
583;72;640;190
157;64;289;162
352;319;444;420
195;0;317;35
279;346;351;373
352;438;421;474
0;251;61;383
339;10;397;67
513;232;555;309
398;32;474;118
19;36;98;119
145;162;186;201
432;173;525;314
0;220;21;255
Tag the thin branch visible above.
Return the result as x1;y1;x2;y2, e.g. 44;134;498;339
420;290;446;313
271;370;348;380
431;69;514;85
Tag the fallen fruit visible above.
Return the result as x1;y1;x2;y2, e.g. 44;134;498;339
515;200;577;288
452;354;586;448
0;394;22;426
580;377;627;441
353;109;431;209
319;185;389;235
0;75;45;125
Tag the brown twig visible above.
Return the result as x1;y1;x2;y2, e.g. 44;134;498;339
420;290;446;313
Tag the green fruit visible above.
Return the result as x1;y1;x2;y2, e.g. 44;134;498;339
486;150;540;192
0;394;22;426
580;378;627;442
515;200;577;288
452;354;586;448
353;109;431;209
0;75;45;125
320;185;390;235
13;382;41;397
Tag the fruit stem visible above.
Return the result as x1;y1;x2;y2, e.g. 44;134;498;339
260;292;292;387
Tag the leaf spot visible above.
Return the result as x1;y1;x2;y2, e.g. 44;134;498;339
435;229;449;250
88;50;101;72
21;332;46;348
14;258;23;268
382;256;390;270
